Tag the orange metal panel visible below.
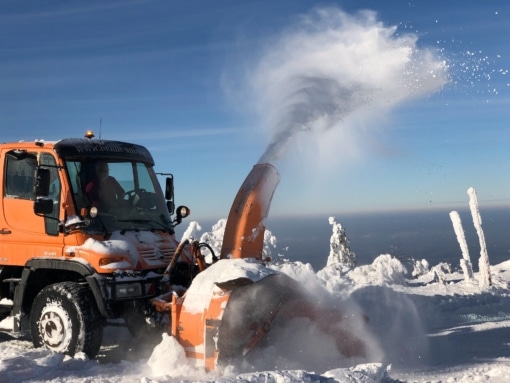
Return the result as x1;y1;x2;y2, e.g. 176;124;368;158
220;163;280;260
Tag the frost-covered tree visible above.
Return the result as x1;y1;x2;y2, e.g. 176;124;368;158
262;229;278;259
180;218;278;263
449;210;474;281
198;219;226;262
468;187;492;288
182;221;203;242
326;217;356;267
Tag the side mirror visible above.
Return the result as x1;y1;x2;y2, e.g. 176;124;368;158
34;168;51;197
34;197;54;215
165;175;174;201
165;175;175;215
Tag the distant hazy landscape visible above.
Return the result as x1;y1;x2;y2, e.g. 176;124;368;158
274;207;510;271
180;206;510;272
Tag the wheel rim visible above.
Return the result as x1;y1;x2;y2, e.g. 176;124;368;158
39;304;71;350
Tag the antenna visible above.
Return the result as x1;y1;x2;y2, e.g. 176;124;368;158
99;118;102;139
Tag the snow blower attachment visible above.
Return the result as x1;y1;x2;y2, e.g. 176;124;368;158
152;163;366;371
219;162;280;261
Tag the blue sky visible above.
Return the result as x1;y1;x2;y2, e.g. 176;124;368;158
1;0;508;221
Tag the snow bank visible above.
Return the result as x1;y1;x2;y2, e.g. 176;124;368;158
148;333;206;379
347;254;408;286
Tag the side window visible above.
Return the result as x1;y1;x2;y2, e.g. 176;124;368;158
4;151;37;200
40;153;60;202
65;161;87;210
136;163;155;192
40;153;60;236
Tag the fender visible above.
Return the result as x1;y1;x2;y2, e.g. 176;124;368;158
11;258;107;332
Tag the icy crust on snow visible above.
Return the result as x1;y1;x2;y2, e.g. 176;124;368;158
182;258;278;314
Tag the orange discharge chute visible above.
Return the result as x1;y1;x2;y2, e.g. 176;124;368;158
152;163;367;372
220;163;280;260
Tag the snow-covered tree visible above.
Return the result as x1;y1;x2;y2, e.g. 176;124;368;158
198;219;226;261
449;210;474;281
181;218;278;263
182;221;202;242
262;229;278;259
326;217;356;267
468;187;491;288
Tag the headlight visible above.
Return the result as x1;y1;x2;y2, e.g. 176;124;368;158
114;283;142;298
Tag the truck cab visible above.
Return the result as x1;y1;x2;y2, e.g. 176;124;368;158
0;134;188;357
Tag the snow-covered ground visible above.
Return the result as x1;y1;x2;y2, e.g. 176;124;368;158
2;216;510;383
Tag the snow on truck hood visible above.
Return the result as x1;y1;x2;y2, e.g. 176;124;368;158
72;230;167;268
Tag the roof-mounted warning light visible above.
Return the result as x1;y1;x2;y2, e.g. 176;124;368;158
84;130;95;139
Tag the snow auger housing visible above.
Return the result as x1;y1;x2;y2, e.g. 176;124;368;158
152;163;366;371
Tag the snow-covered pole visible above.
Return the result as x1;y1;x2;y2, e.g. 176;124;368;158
449;211;473;281
467;187;492;288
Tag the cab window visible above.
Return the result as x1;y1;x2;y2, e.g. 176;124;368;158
39;153;61;235
4;151;37;200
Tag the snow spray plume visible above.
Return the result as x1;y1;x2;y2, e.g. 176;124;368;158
248;7;448;166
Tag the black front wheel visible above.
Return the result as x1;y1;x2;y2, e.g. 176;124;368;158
30;282;104;358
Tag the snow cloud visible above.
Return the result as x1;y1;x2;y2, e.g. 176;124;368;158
242;7;448;168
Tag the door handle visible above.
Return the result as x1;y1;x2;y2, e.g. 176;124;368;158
0;229;12;234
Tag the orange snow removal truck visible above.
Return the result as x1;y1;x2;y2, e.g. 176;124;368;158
0;132;366;369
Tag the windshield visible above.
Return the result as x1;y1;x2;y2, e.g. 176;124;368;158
65;159;172;233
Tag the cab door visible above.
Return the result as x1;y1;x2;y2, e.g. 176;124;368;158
0;150;64;266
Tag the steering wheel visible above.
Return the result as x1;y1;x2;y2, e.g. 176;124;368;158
124;188;146;207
